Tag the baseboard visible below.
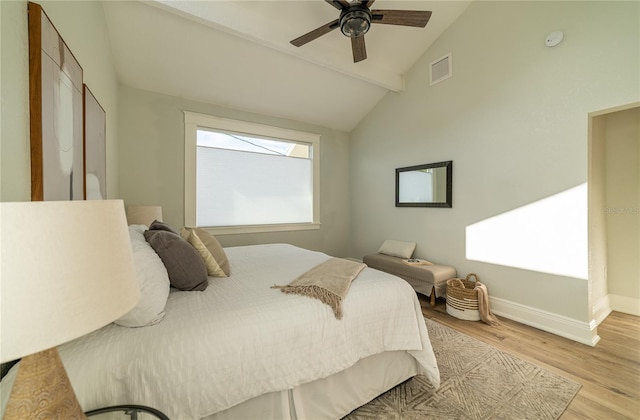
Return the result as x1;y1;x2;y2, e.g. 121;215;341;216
592;295;613;326
490;297;600;347
609;294;640;316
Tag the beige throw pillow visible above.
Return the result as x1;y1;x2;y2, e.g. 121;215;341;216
378;239;417;259
181;228;229;277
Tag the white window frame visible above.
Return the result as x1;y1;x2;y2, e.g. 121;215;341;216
184;111;320;235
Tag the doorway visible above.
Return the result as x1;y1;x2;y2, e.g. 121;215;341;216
588;102;640;325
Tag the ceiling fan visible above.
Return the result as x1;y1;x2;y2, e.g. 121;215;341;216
290;0;432;63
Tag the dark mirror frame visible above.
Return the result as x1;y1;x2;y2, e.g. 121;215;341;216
395;160;453;208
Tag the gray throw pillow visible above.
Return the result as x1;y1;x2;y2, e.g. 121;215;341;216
144;229;208;291
149;220;179;235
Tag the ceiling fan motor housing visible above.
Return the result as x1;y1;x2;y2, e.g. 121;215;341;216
339;6;372;38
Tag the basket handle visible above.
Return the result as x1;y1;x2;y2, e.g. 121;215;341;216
466;273;479;282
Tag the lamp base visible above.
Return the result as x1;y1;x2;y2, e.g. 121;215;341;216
4;348;86;419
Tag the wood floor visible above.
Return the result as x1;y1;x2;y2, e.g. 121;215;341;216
418;295;640;420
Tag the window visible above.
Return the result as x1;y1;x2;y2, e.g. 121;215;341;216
184;112;320;234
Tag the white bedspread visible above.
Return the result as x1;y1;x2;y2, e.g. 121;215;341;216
1;244;439;420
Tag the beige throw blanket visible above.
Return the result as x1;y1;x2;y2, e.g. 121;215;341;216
475;282;501;326
272;258;366;319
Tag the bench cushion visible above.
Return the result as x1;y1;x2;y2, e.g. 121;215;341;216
363;253;456;298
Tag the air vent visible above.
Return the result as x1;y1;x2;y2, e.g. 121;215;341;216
430;53;452;85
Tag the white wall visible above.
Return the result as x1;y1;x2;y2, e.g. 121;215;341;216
1;0;31;201
349;1;639;342
117;85;352;257
0;0;119;201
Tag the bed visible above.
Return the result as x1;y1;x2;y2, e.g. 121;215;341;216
0;228;439;419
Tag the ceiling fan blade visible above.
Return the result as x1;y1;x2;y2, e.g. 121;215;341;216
291;19;340;47
351;36;367;63
363;0;376;8
325;0;350;10
371;10;432;27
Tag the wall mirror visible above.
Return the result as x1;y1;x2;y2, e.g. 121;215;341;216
396;161;452;208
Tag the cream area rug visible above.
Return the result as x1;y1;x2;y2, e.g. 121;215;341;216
344;318;581;420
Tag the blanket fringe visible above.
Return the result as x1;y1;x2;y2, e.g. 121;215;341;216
272;285;344;319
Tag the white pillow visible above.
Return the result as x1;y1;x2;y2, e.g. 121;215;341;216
115;225;170;327
378;239;417;259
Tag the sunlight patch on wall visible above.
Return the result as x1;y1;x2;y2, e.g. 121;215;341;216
466;183;588;279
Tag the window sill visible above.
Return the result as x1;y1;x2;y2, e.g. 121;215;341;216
201;222;321;236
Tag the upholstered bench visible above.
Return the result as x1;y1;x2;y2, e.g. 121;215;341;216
363;253;456;307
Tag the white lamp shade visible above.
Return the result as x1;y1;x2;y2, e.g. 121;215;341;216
0;200;140;363
126;205;163;227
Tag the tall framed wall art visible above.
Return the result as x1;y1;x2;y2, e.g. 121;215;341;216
28;2;84;201
83;85;106;200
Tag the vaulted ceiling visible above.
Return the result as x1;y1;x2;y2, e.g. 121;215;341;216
102;1;471;131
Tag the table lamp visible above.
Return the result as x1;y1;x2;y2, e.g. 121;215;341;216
0;200;140;419
125;205;163;227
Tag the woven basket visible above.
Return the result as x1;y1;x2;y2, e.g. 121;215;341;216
446;273;481;321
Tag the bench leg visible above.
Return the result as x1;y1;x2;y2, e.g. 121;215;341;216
430;286;436;307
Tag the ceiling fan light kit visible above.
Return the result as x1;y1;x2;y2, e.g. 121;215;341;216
340;9;371;37
291;0;432;63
